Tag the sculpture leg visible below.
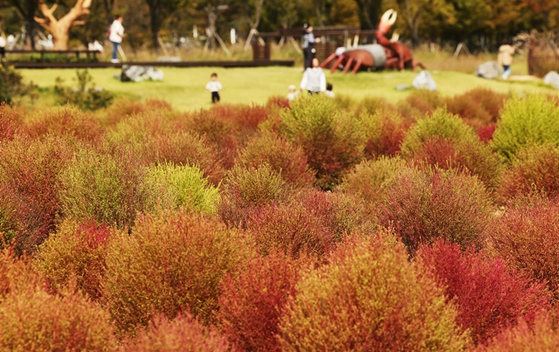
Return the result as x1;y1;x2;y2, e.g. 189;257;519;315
352;60;362;74
331;55;345;73
343;57;354;74
320;53;338;68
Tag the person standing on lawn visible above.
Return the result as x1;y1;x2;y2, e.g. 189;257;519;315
498;39;515;80
300;58;326;94
206;72;223;104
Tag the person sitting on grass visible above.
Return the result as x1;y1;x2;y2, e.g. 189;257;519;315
300;58;326;95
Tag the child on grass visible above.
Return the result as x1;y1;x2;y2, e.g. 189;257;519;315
206;72;222;104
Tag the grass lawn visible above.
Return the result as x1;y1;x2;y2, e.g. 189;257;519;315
18;65;559;111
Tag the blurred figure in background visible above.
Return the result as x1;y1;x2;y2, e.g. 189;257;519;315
498;39;515;80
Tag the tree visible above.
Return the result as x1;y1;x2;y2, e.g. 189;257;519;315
6;0;39;48
353;0;382;29
34;0;92;50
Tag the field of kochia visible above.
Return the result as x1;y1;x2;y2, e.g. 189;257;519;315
2;89;559;350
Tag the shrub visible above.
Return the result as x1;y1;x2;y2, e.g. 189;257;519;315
0;65;35;105
123;314;230;352
479;313;559;351
219;164;292;227
397;89;442;119
103;210;248;333
497;144;559;202
0;104;24;141
445;88;505;128
244;189;370;258
54;69;114;111
355;96;394;116
484;195;559;299
360;111;410;159
279;232;469;351
266;95;290;110
139;163;220;215
492;94;559;159
58;147;144;229
379;167;493;254
24;105;104;143
416;241;551;345
36;219;111;300
0;288;116;351
281;96;365;189
218;253;305;351
102;98;173;128
237;131;314;186
0;135;75;253
337;157;409;210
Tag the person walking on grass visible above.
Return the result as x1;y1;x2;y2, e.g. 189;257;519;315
302;24;317;70
498;39;515;80
109;15;125;63
300;58;326;95
206;72;223;104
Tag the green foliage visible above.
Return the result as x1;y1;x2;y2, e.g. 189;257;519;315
401;108;479;155
103;210;249;333
58;147;143;229
0;65;35;105
281;96;366;189
492;95;559;159
279;232;469;351
54;70;114;111
140;163;220;214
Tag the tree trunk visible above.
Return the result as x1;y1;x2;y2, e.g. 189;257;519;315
35;0;92;50
147;0;162;50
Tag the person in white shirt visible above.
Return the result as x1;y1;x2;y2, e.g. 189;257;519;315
0;34;6;61
300;58;326;94
109;15;125;63
206;72;223;104
287;84;299;101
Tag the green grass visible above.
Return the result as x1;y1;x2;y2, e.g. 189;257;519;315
18;64;559;111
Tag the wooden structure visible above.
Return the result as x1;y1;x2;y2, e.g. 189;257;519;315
4;49;101;62
253;27;377;62
8;60;294;69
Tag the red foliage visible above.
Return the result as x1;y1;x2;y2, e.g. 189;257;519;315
124;313;230;352
417;241;551;345
398;90;442;119
218;253;304;351
266;95;291;110
497;144;559;202
445;88;505;126
24;106;104;143
103;98;173;127
0;136;75;253
477;124;496;143
364;114;410;159
484;195;559;299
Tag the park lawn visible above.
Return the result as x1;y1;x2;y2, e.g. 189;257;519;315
19;66;559;111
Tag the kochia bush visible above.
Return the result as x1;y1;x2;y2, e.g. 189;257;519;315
218;253;305;351
492;94;559;159
281;96;365;189
140;163;220;215
380;167;492;254
36;219;112;300
124;314;230;352
103;210;248;333
279;232;469;351
417;241;551;345
484;195;559;299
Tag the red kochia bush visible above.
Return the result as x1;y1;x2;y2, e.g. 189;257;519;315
484;195;559;299
24;106;104;143
445;88;506;128
124;314;230;352
497;144;559;203
218;253;305;351
479;312;559;351
0;135;75;253
416;241;551;345
380;167;492;254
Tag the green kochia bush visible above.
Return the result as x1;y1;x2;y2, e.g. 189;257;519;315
281;96;366;190
279;232;469;351
59;147;143;229
140;163;220;215
492;94;559;159
103;210;249;333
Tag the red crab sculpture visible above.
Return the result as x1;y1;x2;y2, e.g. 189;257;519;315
321;10;425;74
